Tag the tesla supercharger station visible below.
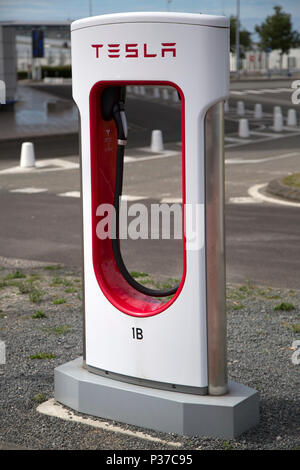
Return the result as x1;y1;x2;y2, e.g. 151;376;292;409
55;12;259;438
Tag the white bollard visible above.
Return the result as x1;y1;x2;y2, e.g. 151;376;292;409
238;118;250;138
139;86;145;96
20;142;36;168
153;87;160;99
133;86;139;95
126;85;132;94
273;112;283;132
273;105;282;116
224;100;229;113
150;130;164;152
287;108;297;127
172;89;179;103
237;100;245;116
254;103;263;119
162;88;169;100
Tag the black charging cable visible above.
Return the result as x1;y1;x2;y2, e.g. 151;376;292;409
102;86;179;298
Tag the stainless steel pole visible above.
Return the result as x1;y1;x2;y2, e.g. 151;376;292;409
205;102;228;396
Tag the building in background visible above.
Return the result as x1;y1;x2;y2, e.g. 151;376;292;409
16;26;71;73
230;47;300;75
0;21;70;106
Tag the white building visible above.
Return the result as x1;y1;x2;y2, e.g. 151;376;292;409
230;47;300;74
16;35;71;72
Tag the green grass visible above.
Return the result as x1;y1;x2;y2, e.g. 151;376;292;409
0;280;7;288
222;440;234;450
16;281;32;294
64;287;77;293
43;265;62;271
29;288;44;304
32;393;47;403
53;298;66;305
4;271;26;280
282;173;300;189
50;275;73;287
292;324;300;333
32;309;47;319
274;302;295;312
44;325;71;336
130;271;149;279
232;303;245;311
29;352;56;360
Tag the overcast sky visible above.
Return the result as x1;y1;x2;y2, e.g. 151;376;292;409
1;0;300;35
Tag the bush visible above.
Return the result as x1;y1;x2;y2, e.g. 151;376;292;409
18;71;28;80
41;65;71;78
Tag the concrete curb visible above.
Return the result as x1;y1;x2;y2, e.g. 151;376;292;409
267;177;300;202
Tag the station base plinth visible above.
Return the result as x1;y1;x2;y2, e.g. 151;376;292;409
54;357;259;439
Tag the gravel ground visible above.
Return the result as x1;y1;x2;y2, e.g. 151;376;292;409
0;261;299;450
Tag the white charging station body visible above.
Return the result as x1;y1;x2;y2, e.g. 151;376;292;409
70;12;229;393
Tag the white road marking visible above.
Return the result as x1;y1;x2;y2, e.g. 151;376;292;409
124;156;138;163
230;87;292;96
37;399;182;448
225;151;299;165
224;130;300;148
248;183;300;207
121;195;146;201
250;130;284;138
0;158;79;175
58;191;81;198
37;158;79;170
160;197;182;203
10;187;48;194
229;196;259;204
230;90;246;95
125;150;179;163
225;136;248;143
245;89;266;95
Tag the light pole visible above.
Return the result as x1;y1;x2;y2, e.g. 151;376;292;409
236;0;240;79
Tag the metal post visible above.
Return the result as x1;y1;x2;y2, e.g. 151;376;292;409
205;102;228;396
236;0;240;79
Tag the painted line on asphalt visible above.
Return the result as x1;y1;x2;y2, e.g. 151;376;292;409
229;196;259;204
0;158;79;175
58;191;80;198
124;150;179;163
224;130;300;148
160;197;182;203
230;88;291;96
225;151;299;165
248;183;300;207
10;187;48;194
121;194;147;201
37;399;182;448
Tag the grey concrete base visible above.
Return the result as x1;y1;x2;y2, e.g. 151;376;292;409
54;357;259;439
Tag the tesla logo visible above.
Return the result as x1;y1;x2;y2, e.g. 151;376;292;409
91;43;176;59
105;129;110;136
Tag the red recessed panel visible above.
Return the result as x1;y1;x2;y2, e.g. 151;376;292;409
89;81;186;317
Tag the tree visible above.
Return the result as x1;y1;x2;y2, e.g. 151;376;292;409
230;16;252;58
255;5;300;69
